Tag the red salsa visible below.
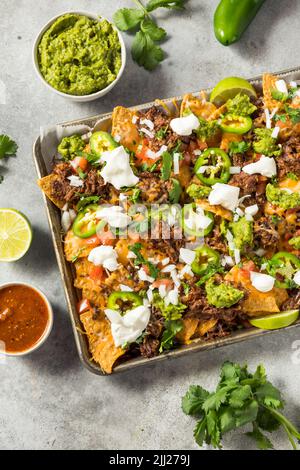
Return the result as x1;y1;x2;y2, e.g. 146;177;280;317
0;285;49;353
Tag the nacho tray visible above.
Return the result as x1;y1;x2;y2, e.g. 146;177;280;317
33;66;300;375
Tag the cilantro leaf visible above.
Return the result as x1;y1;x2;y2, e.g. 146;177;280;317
128;242;159;278
0;135;18;159
113;8;145;31
246;423;274;450
161;151;172;180
140;18;166;41
159;319;183;352
203;388;229;413
193;418;207;447
285;106;300;124
229;140;250;156
182;385;210;416
182;361;300;450
271;89;288;102
255;382;283;409
132;31;164;70
229;385;252;409
146;0;185;11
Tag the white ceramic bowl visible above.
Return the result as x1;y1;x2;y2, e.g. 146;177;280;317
32;11;126;102
0;283;53;356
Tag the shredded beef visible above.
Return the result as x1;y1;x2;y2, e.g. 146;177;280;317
230;172;267;207
51;163;113;204
137;171;173;203
278;137;300;179
206;225;227;253
140;306;164;358
182;284;244;321
253;216;279;249
281;290;300;310
147;238;185;264
138;106;196;152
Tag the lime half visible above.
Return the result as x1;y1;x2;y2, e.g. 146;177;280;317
210;77;257;106
249;310;299;330
0;208;32;262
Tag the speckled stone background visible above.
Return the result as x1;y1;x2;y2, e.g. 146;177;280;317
1;0;300;450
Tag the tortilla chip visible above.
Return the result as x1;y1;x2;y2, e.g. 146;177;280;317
111;106;141;152
64;230;99;262
180;92;216;119
104;265;139;291
208;103;227;121
196;199;233;221
73;258;107;308
263;73;282;111
220;133;242;152
37;175;65;209
80;309;125;374
197;318;218;336
225;266;288;315
176;317;199;344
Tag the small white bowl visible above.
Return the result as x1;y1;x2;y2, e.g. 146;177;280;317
32;11;126;102
0;283;53;356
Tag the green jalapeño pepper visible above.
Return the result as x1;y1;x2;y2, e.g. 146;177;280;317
214;0;265;46
194;148;231;186
220;114;253;134
191;245;220;276
90;131;119;157
181;204;214;237
267;252;300;288
72;204;104;239
107;291;143;312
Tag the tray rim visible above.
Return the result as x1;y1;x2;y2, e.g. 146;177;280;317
32;65;300;375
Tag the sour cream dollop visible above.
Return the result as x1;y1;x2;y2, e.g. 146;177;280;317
170;113;200;136
105;305;151;347
100;145;139;189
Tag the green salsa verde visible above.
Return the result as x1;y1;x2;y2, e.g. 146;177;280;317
38;14;122;96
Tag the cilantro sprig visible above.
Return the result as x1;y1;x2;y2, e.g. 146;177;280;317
0;134;18;183
113;0;186;71
182;361;300;450
128;242;159;278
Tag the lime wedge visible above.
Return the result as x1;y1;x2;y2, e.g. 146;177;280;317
210;77;257;106
0;208;32;262
249;310;299;330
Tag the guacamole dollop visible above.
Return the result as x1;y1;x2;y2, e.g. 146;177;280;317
58;135;85;160
226;93;257;116
205;278;244;308
186;183;211;200
266;183;300;210
231;216;253;251
253;128;281;157
289;236;300;249
38;14;122;96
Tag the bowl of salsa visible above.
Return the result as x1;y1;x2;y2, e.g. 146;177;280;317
32;11;126;102
0;283;53;356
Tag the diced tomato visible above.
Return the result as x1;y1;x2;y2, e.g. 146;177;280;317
89;265;105;282
85;235;101;247
240;260;256;279
97;229;114;246
70;157;88;173
136;139;159;164
128;231;140;242
152;278;173;289
77;298;91;314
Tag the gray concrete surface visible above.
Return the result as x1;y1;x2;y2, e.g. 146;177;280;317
1;0;300;450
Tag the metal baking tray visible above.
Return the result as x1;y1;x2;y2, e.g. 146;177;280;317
33;66;300;375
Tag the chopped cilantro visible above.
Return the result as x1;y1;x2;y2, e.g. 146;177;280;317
128;242;159;278
229;140;250;155
182;361;300;449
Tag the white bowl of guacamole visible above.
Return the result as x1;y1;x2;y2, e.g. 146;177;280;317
33;11;126;102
